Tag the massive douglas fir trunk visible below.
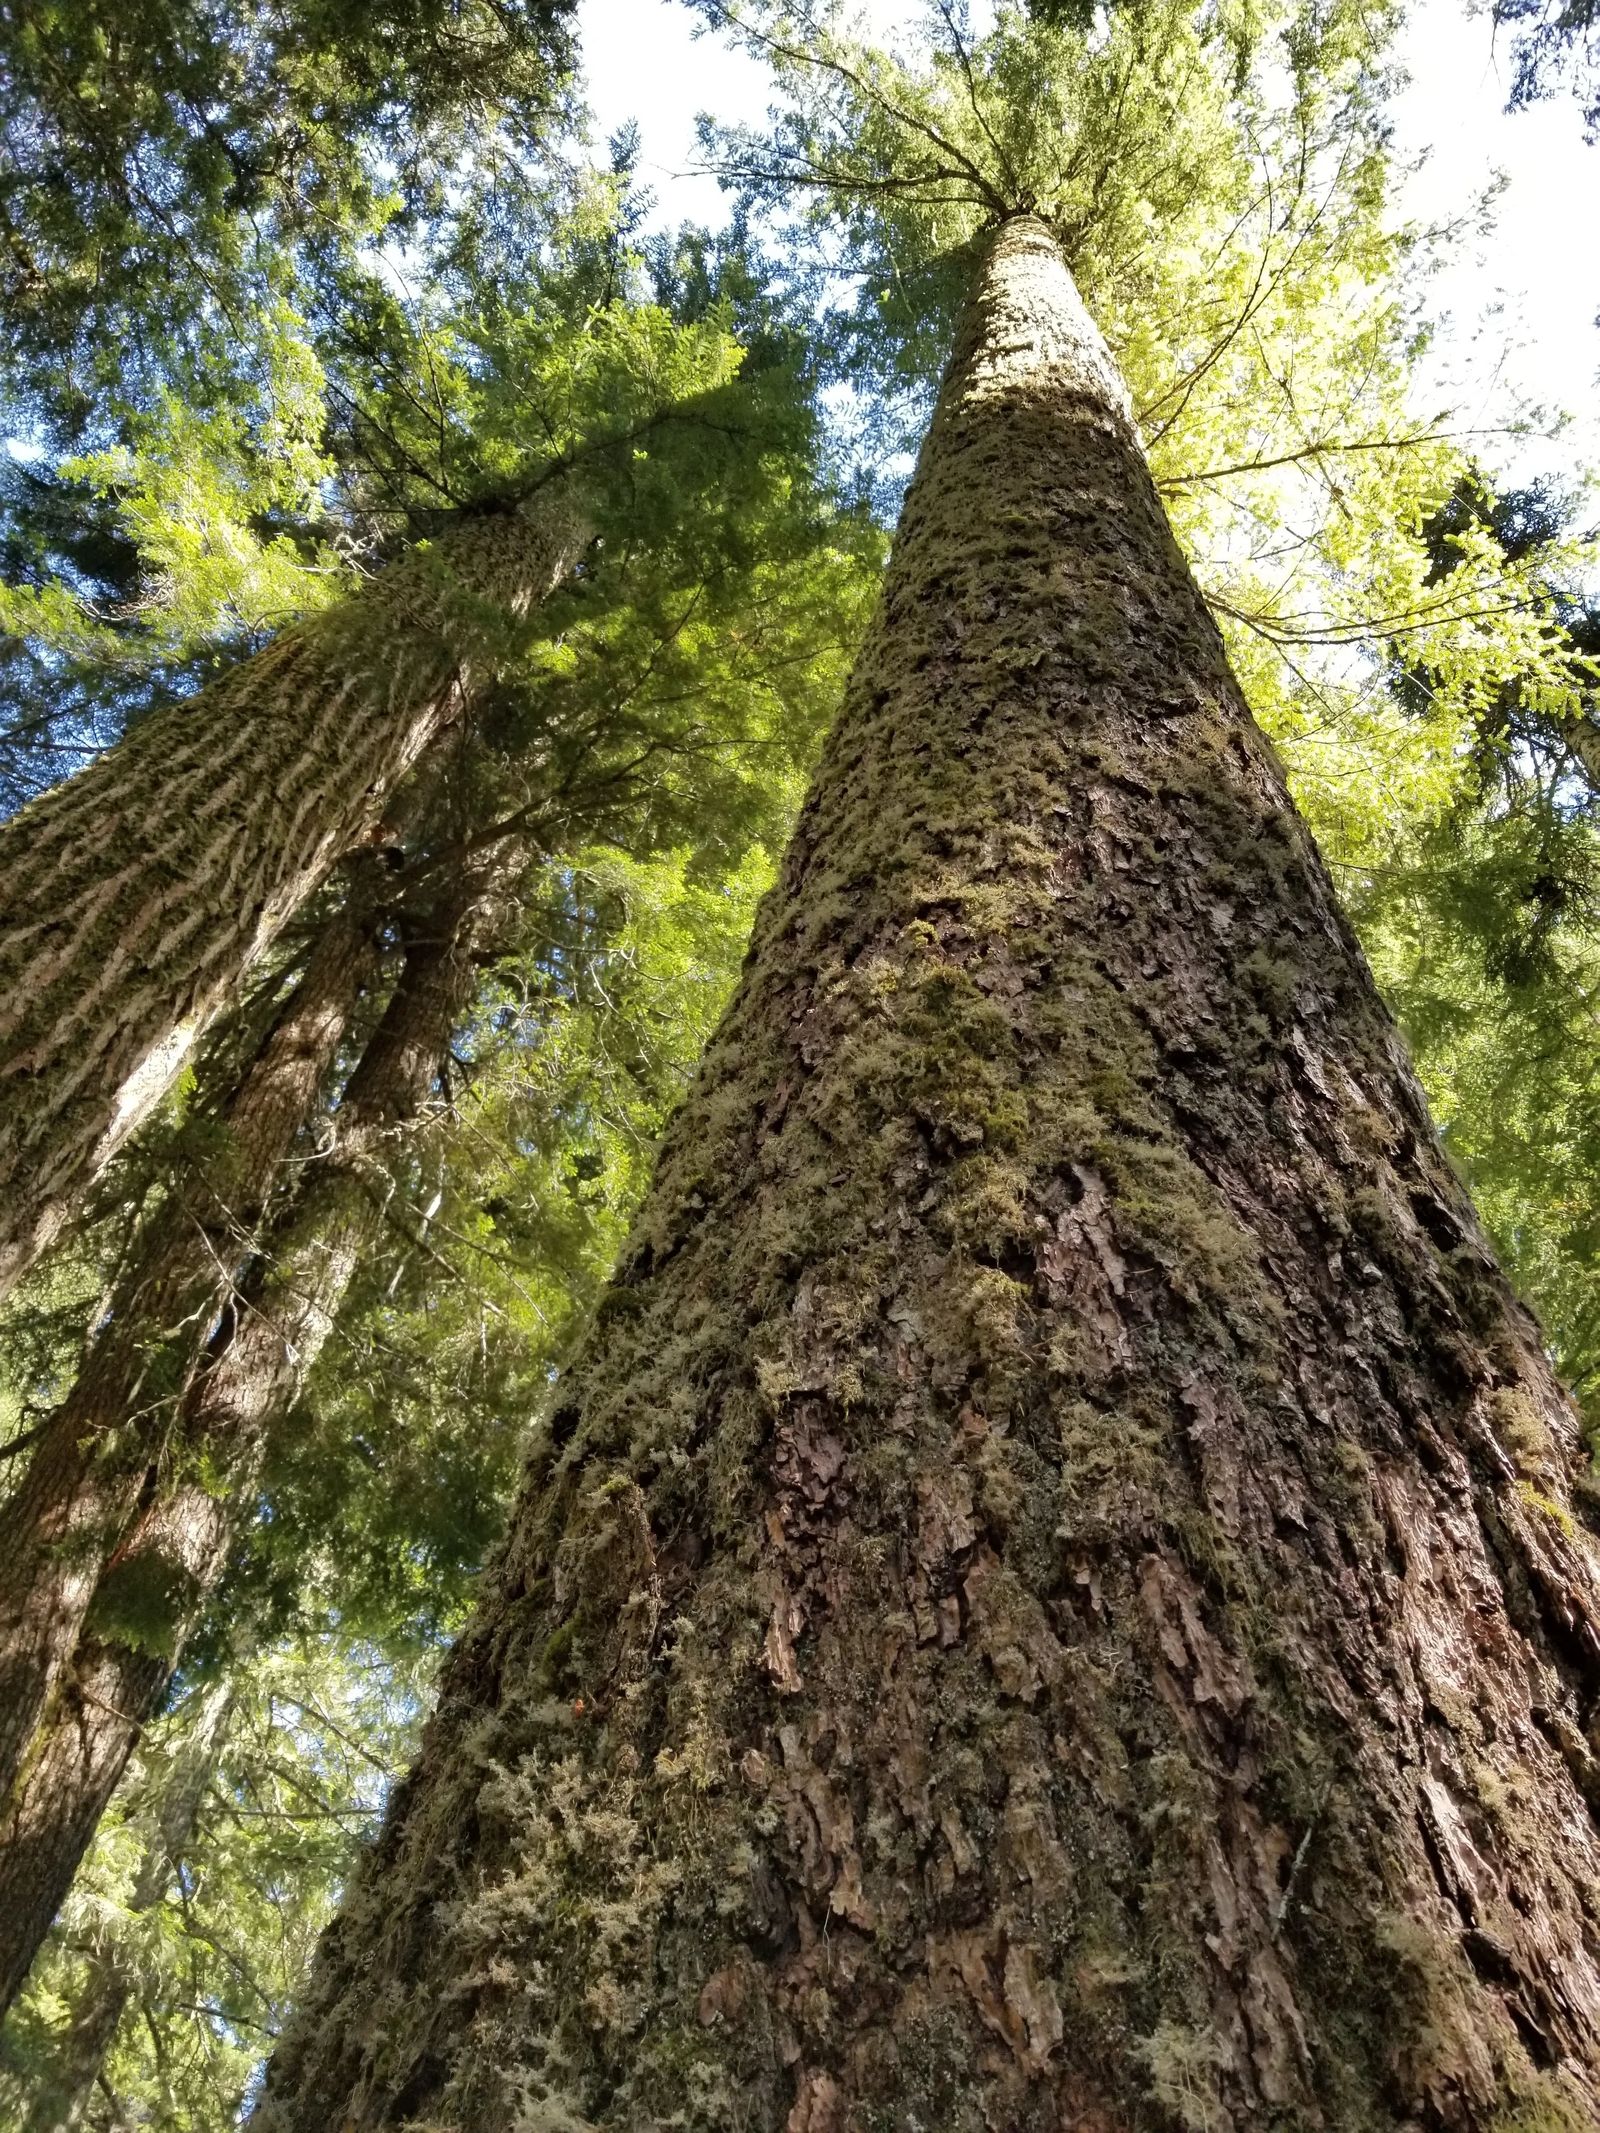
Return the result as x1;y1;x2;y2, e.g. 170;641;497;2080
256;218;1600;2131
0;842;523;2017
0;495;584;1304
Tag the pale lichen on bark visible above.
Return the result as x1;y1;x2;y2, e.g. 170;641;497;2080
0;495;586;1306
254;220;1600;2132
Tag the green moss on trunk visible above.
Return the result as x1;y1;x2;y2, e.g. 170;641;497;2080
257;220;1600;2132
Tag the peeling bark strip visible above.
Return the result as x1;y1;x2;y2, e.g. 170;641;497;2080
259;218;1600;2131
0;495;585;1304
0;842;524;2018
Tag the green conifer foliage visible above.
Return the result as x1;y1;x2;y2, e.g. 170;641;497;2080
1353;476;1600;1418
0;0;576;415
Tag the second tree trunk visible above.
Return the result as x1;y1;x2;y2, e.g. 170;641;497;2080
0;842;523;2016
0;496;584;1303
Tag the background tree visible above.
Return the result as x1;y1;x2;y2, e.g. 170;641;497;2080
0;1643;432;2131
0;487;587;1301
9;1677;235;2133
0;836;794;2131
0;0;584;1293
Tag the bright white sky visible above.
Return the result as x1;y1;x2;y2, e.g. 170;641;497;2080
1389;0;1599;486
575;0;1599;489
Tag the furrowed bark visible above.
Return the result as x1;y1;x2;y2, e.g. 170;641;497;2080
0;895;382;1814
0;844;521;2017
16;1680;233;2133
0;495;585;1304
0;899;382;2016
257;218;1600;2132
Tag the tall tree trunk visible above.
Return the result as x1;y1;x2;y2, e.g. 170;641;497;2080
0;844;521;2017
17;1681;234;2133
256;218;1600;2133
0;495;584;1305
0;889;382;1826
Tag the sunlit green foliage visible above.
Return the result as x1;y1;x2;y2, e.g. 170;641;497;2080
695;0;1589;767
0;1639;432;2131
1349;476;1600;1416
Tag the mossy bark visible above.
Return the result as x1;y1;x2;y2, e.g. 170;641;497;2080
0;842;521;2018
0;496;585;1306
256;218;1600;2132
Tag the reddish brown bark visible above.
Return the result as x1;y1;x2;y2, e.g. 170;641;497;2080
253;218;1600;2132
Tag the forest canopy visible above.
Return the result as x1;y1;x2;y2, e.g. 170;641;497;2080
1;0;1598;2127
